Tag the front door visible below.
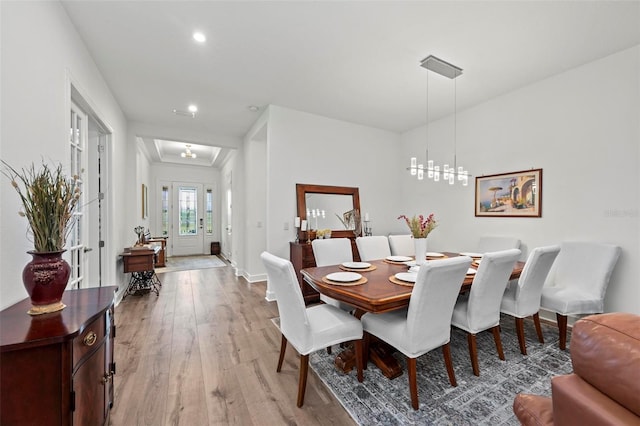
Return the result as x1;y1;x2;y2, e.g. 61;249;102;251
171;182;204;256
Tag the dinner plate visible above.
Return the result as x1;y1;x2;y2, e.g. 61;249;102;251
408;266;421;273
426;252;445;257
460;252;483;258
326;272;362;282
386;255;412;262
395;272;417;283
466;268;477;275
404;260;418;267
341;261;371;269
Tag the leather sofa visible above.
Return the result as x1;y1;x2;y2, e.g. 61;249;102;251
513;312;640;425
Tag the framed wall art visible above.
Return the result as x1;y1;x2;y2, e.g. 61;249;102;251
475;169;542;217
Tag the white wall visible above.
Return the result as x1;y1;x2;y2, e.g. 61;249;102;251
0;1;131;309
399;45;640;315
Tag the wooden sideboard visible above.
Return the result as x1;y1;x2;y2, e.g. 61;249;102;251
289;240;360;305
0;286;117;425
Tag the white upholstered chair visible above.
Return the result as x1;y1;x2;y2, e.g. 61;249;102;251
260;251;363;407
361;256;472;410
356;236;391;261
311;238;354;311
451;249;521;376
540;241;621;350
500;245;561;355
388;234;415;257
477;236;521;253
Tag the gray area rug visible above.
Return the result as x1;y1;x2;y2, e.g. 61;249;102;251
309;314;572;425
155;255;226;272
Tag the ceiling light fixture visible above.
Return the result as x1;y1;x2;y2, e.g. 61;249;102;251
408;55;469;186
247;105;259;112
193;32;206;43
181;144;197;159
172;106;197;118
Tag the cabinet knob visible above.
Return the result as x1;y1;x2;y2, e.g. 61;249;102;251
101;373;113;385
83;331;97;346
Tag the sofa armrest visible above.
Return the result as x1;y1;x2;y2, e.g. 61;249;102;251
513;393;553;426
552;374;639;426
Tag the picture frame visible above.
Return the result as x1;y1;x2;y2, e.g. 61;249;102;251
475;169;542;217
142;183;148;219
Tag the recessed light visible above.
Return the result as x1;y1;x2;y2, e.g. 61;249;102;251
193;32;206;43
188;104;198;113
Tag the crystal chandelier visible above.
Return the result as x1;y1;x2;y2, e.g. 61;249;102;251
409;55;469;186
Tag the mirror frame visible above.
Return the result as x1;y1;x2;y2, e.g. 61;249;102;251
296;183;361;238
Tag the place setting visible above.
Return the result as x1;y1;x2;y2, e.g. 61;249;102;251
322;271;368;286
339;261;376;272
383;255;413;265
388;271;417;287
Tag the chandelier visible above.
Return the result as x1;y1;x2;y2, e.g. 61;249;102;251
409;55;469;186
181;144;197;159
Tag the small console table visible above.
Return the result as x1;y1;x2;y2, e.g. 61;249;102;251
121;247;161;298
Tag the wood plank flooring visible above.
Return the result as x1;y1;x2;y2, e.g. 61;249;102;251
110;263;356;425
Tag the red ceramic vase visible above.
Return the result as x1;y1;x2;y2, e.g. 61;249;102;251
22;250;70;315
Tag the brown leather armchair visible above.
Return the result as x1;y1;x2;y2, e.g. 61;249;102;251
513;312;640;425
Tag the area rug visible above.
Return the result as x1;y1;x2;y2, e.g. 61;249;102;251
155;254;226;272
309;314;572;426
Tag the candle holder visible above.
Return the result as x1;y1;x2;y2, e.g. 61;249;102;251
295;226;300;243
363;220;373;236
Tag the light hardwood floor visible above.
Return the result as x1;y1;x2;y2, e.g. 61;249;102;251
110;263;356;425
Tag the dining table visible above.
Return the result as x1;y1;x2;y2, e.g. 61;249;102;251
301;252;525;379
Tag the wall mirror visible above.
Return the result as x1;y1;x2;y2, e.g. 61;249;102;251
296;184;361;238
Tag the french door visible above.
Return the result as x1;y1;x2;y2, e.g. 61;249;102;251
68;101;87;289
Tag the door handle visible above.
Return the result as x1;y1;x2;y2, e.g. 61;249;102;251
84;247;93;253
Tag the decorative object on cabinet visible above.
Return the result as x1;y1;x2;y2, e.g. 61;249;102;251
1;160;81;315
475;169;542;217
0;286;117;425
296;183;361;239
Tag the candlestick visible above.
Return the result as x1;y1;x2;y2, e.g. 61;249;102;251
294;216;300;227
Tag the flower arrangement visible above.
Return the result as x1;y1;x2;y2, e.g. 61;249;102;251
2;160;81;252
398;214;438;238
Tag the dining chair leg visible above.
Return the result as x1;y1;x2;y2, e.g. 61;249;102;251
515;317;527;355
442;343;457;387
557;313;568;350
467;333;480;376
326;346;332;355
491;326;506;360
363;332;370;369
407;357;419;410
297;354;310;407
277;334;287;372
533;312;544;344
354;339;364;383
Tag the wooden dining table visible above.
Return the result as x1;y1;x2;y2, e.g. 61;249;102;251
301;252;525;379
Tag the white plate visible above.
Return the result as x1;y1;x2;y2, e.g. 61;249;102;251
408;266;421;273
341;261;371;269
405;260;418;267
426;252;445;257
466;268;477;275
395;272;417;283
326;272;362;282
460;252;483;258
386;255;412;262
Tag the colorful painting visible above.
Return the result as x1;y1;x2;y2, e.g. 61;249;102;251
475;169;542;217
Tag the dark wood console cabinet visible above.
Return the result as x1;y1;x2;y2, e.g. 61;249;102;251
289;240;360;305
0;286;117;425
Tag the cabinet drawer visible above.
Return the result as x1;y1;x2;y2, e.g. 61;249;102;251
73;314;106;364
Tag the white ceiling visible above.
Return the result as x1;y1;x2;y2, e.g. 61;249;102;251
61;1;640;164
